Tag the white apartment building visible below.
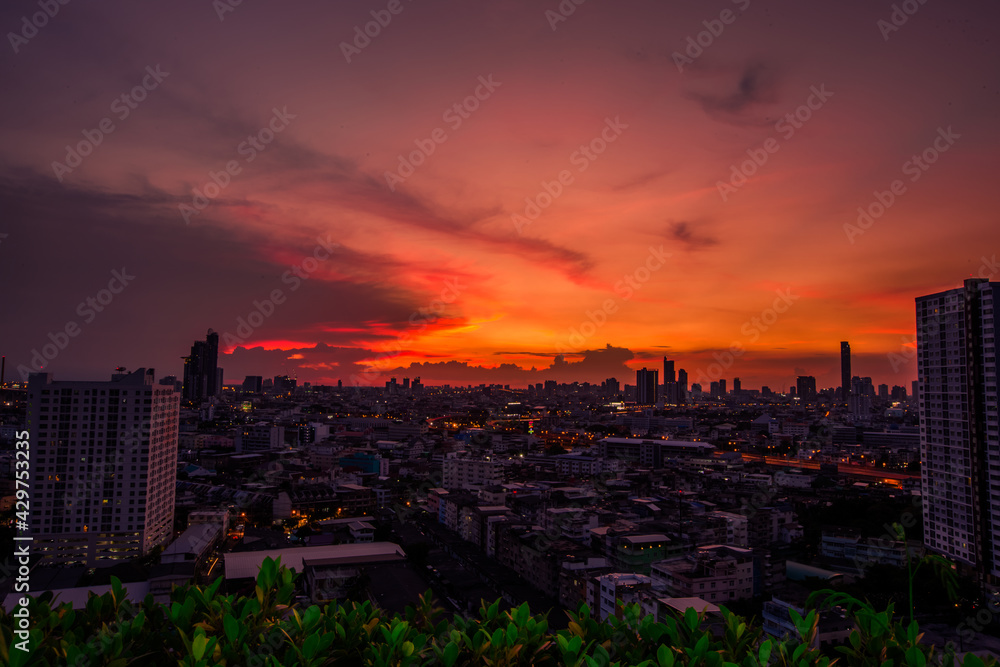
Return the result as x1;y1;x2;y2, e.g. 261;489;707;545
917;279;1000;586
442;457;501;491
27;369;179;566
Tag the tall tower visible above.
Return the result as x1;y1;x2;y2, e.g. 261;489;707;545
636;368;658;405
26;369;180;566
182;330;221;402
663;357;676;403
662;357;675;383
840;341;852;402
917;279;999;588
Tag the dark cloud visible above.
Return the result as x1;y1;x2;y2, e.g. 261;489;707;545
687;61;781;125
667;220;719;250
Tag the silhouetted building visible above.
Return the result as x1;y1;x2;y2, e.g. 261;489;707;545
636;368;658;405
840;341;851;402
182;330;220;402
242;376;263;393
796;376;817;399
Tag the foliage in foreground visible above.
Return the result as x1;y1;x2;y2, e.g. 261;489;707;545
1;557;997;667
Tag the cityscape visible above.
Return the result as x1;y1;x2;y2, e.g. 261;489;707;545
2;0;1000;665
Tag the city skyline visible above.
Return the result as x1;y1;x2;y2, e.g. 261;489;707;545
2;1;999;390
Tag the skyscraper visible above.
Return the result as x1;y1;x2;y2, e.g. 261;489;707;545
840;341;852;402
636;368;658;405
676;369;688;405
662;357;675;384
182;329;220;402
663;357;677;403
917;279;999;588
796;376;817;399
26;368;180;566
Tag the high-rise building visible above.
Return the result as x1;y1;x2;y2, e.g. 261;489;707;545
663;357;678;404
663;357;675;383
796;376;817;399
242;376;263;393
636;368;658;405
733;377;742;395
719;379;727;396
917;279;999;588
849;377;873;418
677;369;688;405
182;330;220;402
841;341;852;402
26;368;179;566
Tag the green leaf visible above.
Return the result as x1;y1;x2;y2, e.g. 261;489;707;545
443;641;459;667
905;646;926;667
224;615;239;643
758;639;772;665
192;632;208;661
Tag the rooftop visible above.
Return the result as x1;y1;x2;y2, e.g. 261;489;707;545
223;542;406;580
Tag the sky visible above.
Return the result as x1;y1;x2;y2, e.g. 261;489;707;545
1;0;998;391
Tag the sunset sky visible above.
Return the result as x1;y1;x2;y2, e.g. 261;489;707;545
2;0;998;390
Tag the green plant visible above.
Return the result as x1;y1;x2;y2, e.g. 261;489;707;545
2;558;999;667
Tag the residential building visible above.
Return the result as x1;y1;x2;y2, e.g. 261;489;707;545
917;279;1000;587
442;457;501;491
26;368;179;566
651;545;755;604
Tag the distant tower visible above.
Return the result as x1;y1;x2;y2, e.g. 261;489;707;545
676;369;688;404
182;329;220;402
636;368;658;405
840;341;852;402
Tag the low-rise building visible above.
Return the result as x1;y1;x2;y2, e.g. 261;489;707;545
651;545;755;604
